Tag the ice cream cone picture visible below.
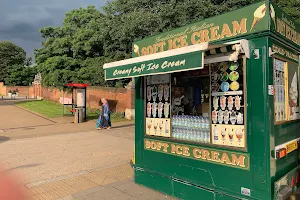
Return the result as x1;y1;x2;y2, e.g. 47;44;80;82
289;72;298;118
133;44;141;57
229;128;234;144
158;85;164;101
221;128;227;144
250;3;267;31
147;86;151;101
270;4;276;29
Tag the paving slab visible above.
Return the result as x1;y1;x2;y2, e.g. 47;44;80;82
0;126;134;186
70;180;177;200
0;104;54;130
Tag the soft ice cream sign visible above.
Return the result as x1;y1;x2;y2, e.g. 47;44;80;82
104;50;204;80
132;1;270;57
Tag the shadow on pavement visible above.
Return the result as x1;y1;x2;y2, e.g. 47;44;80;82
113;123;134;129
0;99;37;106
0;136;9;143
5;164;42;172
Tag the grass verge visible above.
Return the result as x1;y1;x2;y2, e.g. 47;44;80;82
16;100;128;122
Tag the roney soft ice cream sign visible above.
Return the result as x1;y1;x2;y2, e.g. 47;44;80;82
104;50;204;80
132;1;271;57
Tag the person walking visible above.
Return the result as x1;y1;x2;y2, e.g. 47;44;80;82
96;98;111;129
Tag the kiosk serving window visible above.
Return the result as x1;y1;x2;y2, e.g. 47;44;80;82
144;58;246;149
103;41;248;149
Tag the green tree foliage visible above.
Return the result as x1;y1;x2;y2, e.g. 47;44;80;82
0;41;26;82
273;0;300;24
4;65;37;86
35;0;300;88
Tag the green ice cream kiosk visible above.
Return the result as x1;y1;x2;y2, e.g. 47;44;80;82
104;1;300;199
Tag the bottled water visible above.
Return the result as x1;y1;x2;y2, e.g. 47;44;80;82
171;115;211;144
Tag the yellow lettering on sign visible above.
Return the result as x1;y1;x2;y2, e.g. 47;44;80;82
176;145;183;155
220;24;233;39
172;37;181;49
211;151;220;162
171;144;176;154
150;141;157;150
232;18;247;36
220;153;232;165
156;142;162;151
162;143;169;153
180;35;188;47
141;47;148;56
200;29;210;42
202;150;211;161
193;148;201;158
145;140;151;149
231;154;246;167
191;32;200;44
210;26;220;41
143;140;249;170
182;146;190;157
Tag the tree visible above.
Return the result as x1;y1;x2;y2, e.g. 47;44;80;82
35;6;106;88
4;65;37;86
0;41;26;82
35;0;300;88
273;0;300;24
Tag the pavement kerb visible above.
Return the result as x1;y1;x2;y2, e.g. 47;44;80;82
14;104;60;123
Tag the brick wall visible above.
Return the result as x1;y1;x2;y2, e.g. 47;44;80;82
6;86;30;97
0;82;31;97
86;87;134;112
0;82;134;112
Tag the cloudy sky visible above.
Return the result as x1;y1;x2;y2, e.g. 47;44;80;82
0;0;107;58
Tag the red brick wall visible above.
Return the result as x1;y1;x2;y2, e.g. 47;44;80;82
6;86;30;97
86;87;134;112
0;82;5;95
42;87;134;112
0;82;134;112
0;82;31;97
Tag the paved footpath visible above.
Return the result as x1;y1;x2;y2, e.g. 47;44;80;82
63;180;176;200
0;101;176;199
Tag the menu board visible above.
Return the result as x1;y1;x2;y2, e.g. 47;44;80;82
210;60;245;148
274;59;286;122
145;75;171;137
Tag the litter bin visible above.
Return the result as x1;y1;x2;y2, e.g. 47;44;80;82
74;108;84;124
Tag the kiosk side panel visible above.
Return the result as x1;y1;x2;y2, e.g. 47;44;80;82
268;37;300;198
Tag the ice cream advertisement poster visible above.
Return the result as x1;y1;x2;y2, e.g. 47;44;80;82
287;63;300;120
132;1;269;57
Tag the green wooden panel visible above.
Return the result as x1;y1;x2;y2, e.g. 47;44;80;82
247;38;270;192
134;168;174;197
173;180;214;200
